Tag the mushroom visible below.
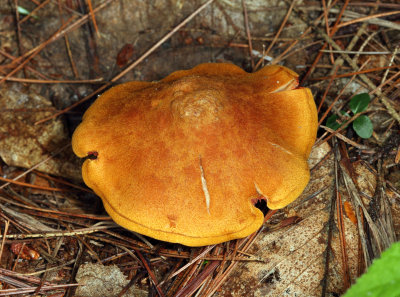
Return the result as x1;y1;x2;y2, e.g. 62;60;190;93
72;63;318;246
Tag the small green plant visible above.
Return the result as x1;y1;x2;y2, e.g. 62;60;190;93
343;241;400;297
326;93;373;139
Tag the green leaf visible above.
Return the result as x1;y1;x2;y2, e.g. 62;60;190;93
353;115;373;139
17;6;39;19
343;242;400;297
326;114;341;130
349;93;370;114
17;6;31;15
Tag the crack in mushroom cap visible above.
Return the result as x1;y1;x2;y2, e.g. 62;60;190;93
72;63;318;246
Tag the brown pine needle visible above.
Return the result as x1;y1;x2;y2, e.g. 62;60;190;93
337;10;400;28
0;76;104;84
0;176;65;192
86;0;100;37
312;64;399;81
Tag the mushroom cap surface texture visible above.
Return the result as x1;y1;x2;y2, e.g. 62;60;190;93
72;63;318;246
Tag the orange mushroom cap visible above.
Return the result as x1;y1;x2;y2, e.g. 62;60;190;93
72;63;318;246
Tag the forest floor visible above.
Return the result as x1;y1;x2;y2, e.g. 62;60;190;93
0;0;399;296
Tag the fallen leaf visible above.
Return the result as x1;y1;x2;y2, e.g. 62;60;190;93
116;44;134;68
344;201;357;225
10;243;40;260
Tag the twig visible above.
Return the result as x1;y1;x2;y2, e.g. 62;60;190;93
0;225;117;240
0;176;66;192
319;125;370;150
0;76;104;83
0;284;79;296
0;220;10;263
320;49;393;55
18;259;76;276
381;46;399;86
316;110;367;148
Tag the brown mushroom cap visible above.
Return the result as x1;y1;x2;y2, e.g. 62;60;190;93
72;63;318;246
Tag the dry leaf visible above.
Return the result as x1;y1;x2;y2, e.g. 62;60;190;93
116;44;134;68
10;243;40;260
344;201;357;225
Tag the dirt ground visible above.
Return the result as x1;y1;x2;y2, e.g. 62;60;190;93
0;0;399;296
